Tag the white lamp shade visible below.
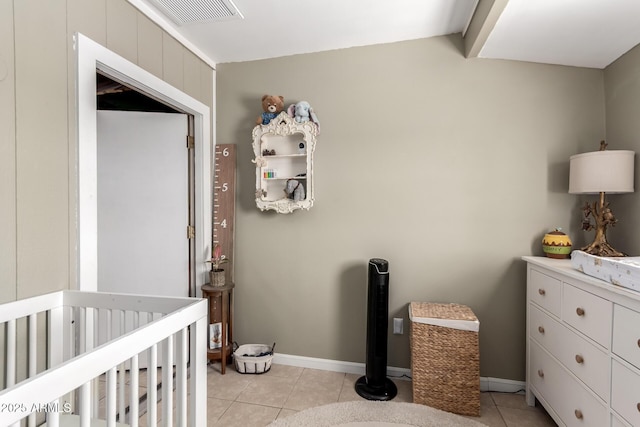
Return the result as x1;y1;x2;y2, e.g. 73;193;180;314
569;150;635;194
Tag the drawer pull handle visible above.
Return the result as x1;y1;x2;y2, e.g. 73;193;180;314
537;369;544;378
575;354;584;364
637;339;640;348
576;307;585;316
538;288;546;296
538;326;545;334
574;409;583;420
637;402;640;412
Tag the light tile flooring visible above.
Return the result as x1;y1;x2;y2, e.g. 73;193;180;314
205;362;558;427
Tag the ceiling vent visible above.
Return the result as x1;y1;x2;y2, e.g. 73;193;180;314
149;0;244;25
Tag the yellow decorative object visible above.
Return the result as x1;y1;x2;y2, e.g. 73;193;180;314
542;228;572;259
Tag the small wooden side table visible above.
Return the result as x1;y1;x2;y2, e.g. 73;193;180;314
201;282;234;374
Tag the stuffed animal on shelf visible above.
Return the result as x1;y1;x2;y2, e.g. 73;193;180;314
257;95;285;125
284;179;305;202
287;101;320;132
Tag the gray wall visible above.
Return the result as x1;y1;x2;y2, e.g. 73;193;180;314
217;34;605;381
0;0;16;305
604;43;640;255
0;0;214;304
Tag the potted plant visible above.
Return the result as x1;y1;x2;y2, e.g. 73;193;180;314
208;244;228;286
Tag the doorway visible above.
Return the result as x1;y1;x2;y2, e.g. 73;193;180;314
75;33;212;297
96;73;194;298
97;110;190;297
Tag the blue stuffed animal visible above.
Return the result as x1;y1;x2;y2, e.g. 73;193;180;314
287;101;320;132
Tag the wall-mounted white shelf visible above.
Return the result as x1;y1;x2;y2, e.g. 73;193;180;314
252;112;318;213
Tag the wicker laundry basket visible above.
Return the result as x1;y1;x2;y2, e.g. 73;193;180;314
233;343;275;374
409;302;480;417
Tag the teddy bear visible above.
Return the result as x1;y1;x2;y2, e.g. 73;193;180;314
257;95;285;125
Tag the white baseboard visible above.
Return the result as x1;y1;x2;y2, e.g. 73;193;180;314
273;352;525;393
479;377;526;394
272;352;410;378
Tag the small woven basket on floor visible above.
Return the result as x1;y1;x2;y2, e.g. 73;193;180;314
233;343;275;374
409;302;480;417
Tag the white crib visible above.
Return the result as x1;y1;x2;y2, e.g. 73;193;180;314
0;290;208;426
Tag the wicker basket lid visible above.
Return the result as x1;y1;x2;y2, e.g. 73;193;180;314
409;302;479;332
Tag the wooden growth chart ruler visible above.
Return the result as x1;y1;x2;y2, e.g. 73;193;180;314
213;144;236;284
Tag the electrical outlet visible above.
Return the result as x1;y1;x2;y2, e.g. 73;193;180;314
393;318;403;334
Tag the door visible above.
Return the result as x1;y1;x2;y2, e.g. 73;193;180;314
97;110;190;297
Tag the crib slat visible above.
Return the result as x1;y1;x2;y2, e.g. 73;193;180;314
118;310;125;420
129;311;141;426
106;308;112;342
79;307;86;355
46;404;60;427
117;364;125;421
5;318;18;427
81;307;101;420
47;305;64;369
147;341;158;426
47;307;64;427
27;314;37;427
103;308;114;421
80;382;91;427
190;316;207;427
162;335;174;426
28;314;37;376
91;308;99;419
107;367;117;427
176;327;188;426
6;319;16;388
129;353;139;427
5;319;18;427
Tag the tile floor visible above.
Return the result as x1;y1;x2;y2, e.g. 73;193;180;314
205;362;558;427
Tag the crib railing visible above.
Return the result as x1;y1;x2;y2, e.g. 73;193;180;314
0;290;208;426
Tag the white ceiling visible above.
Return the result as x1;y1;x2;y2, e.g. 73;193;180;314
480;0;640;69
135;0;640;69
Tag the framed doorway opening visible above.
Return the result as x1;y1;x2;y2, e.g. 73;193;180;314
74;32;212;297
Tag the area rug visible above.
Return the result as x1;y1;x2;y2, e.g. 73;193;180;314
269;401;487;427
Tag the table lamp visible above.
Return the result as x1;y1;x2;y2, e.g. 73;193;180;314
569;141;635;257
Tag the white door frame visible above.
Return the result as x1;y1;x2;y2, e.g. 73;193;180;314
74;32;212;293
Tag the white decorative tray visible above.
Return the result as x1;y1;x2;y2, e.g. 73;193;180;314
571;250;640;293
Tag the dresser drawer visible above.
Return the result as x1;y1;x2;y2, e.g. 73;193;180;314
529;340;563;414
562;283;612;348
611;360;640;427
612;414;633;427
529;303;563;354
530;304;609;401
556;321;609;401
530;341;608;427
613;305;640;370
529;268;561;316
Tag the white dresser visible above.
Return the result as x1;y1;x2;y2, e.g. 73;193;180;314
523;256;640;427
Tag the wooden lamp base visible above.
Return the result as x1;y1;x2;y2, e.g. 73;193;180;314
580;193;625;257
